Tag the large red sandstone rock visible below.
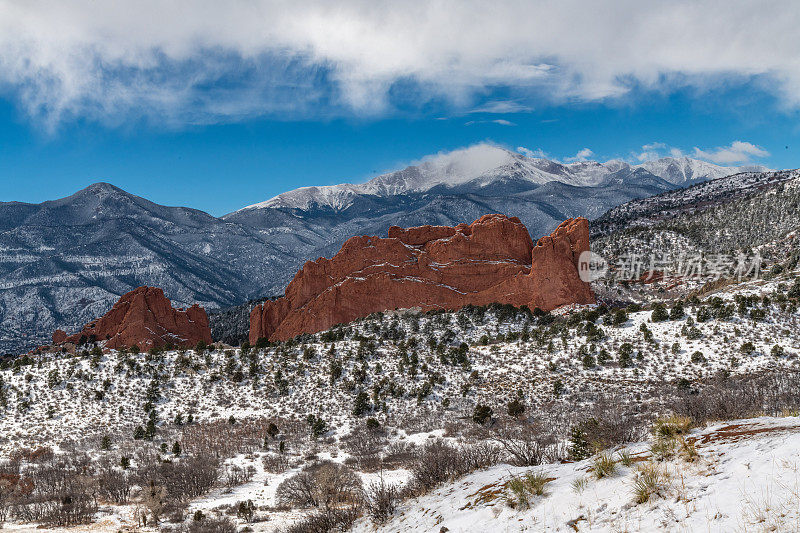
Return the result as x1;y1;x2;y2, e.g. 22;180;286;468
250;214;594;343
56;286;212;350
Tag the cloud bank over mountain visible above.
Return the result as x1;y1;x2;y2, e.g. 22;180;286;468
2;1;800;128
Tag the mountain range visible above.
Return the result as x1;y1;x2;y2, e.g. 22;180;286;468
0;144;767;353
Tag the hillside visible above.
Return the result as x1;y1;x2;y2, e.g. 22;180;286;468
590;170;800;304
0;270;798;531
352;416;800;532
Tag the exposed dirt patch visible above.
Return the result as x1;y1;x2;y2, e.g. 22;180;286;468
691;423;800;446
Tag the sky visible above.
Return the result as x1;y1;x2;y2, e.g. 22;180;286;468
1;0;799;216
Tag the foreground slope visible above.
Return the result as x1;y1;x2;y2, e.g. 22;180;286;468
352;416;800;533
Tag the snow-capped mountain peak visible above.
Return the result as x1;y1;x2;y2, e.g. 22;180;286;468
233;145;768;214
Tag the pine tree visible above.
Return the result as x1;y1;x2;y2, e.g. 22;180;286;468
472;404;493;425
507;398;525;417
569;427;592;460
352;391;371;416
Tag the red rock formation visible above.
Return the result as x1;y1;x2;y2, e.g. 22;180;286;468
52;329;67;345
250;215;595;343
56;286;212;350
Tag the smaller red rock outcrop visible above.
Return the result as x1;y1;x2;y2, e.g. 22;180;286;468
52;329;68;345
250;214;595;343
55;286;212;350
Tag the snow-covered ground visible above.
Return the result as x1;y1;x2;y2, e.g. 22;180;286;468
352;416;800;532
3;416;800;532
0;274;798;531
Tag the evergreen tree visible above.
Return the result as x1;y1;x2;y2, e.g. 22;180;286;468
569;427;592;460
651;304;669;322
472;404;493;425
507;398;525;417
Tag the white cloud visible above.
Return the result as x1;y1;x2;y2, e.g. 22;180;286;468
634;142;672;162
632;140;770;164
565;148;595;162
464;118;516;126
469;101;533;114
517;146;548;159
1;1;800;128
412;143;515;182
692;141;771;164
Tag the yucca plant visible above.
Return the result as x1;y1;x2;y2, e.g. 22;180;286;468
592;453;618;479
633;462;669;504
651;415;692;439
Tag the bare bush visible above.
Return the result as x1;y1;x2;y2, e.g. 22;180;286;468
276;461;362;511
222;464;255;488
407;439;501;495
363;476;399;526
671;371;800;423
178;515;238;533
490;421;561;466
7;451;97;527
262;453;289;474
181;417;303;458
96;457;132;504
281;507;361;533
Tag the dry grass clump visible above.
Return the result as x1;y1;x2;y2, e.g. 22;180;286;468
632;462;670;504
651;415;693;440
503;471;551;509
592;453;618;479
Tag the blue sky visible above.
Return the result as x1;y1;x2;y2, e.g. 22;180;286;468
1;2;799;216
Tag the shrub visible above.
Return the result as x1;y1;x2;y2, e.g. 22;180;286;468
591;453;617;479
612;309;628;327
568;427;592;461
281;508;361;533
690;351;706;364
633;463;669;504
408;440;499;494
503;471;551;509
492;421;560;466
306;415;328;439
571;476;589;494
353;391;371;417
179;516;238;533
507;398;525;417
651;416;692;440
472;404;493;425
649;436;677;461
651;304;669;322
363;477;399;525
617;450;634;467
276;461;362;511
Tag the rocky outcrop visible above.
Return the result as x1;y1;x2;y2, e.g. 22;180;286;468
56;286;212;350
250;215;594;343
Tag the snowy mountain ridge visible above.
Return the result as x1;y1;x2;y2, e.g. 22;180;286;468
235;145;766;213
